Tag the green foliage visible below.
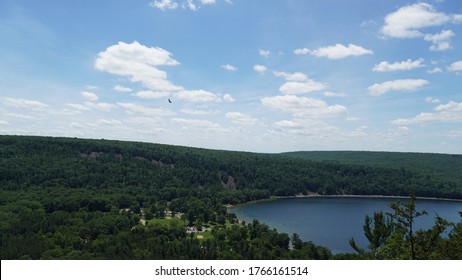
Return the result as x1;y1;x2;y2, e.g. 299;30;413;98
282;151;462;189
350;195;462;259
1;135;461;260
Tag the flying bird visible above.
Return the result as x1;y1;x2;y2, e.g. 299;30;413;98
168;99;172;103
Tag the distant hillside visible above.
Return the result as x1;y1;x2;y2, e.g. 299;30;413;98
1;135;461;200
280;151;462;183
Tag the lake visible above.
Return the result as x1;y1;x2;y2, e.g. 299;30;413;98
230;197;462;254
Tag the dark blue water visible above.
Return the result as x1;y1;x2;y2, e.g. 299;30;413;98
230;197;462;254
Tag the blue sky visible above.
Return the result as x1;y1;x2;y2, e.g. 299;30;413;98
0;0;461;153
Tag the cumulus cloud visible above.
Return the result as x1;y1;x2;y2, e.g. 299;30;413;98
114;85;133;92
259;49;270;58
226;112;257;125
392;101;462;125
150;0;178;11
85;102;118;112
368;79;429;96
381;3;461;50
81;91;99;101
424;29;454;51
274;71;326;94
253;64;268;73
324;92;347;98
425;97;441;104
223;93;235;102
311;43;373;60
427;67;442;74
221;64;238;71
372;58;425;72
95;41;181;92
151;0;223;11
279;81;326;95
273;71;307;82
294;48;310;55
95;41;223;103
134;91;171;99
185;0;197;10
447;61;462;72
176;89;221;102
261;95;347;118
382;3;452;38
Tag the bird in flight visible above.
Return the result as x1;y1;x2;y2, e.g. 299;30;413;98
168;99;172;103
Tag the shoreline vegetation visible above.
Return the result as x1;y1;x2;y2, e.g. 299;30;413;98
1;135;462;260
226;193;462;210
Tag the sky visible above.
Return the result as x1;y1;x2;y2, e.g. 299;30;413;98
0;0;461;154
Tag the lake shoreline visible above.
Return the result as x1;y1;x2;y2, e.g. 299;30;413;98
227;193;462;209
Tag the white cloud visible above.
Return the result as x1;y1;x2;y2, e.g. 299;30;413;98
253;64;268;73
424;29;454;51
381;3;452;38
221;64;238;71
311;44;373;59
65;103;91;112
294;48;310;55
185;0;197;10
368;79;429;96
85;85;99;90
172;118;222;131
274;71;326;95
3;97;49;111
97;119;123;126
261;95;347;118
180;109;213;115
279;80;326;95
114;85;133;92
95;41;182;92
223;93;235;102
117;102;175;117
273;71;308;81
176;89;221;102
135;90;171;99
427;67;442;74
392;101;462;125
381;3;462;50
324;92;347;98
150;0;178;10
447;61;462;72
201;0;215;4
425;96;441;104
81;91;99;101
226;112;257;125
372;58;424;72
85;102;118;112
95;41;225;104
259;49;270;58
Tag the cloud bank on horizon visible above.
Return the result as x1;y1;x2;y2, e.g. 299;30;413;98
0;0;461;153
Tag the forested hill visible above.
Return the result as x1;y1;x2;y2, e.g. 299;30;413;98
1;135;462;260
280;151;462;183
1;135;462;200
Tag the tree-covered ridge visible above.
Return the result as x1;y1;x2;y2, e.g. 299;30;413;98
1;135;461;200
281;150;462;183
0;135;461;260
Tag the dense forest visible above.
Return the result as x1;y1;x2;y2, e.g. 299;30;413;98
282;150;462;184
1;135;461;259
